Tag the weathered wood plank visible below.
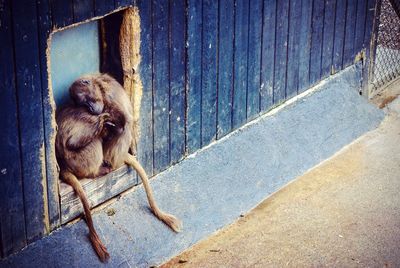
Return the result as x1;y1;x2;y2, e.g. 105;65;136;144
233;0;249;128
50;0;73;28
217;0;234;138
37;0;60;230
310;0;325;85
12;0;47;243
354;0;367;54
137;0;154;176
152;0;170;173
115;0;133;8
343;0;357;67
260;0;276;110
0;0;27;256
364;0;377;48
298;0;313;92
247;0;263;119
94;0;116;16
287;0;301;98
60;166;136;224
273;0;289;104
73;0;94;23
201;0;218;145
321;0;336;78
186;0;202;153
333;0;347;72
170;0;186;164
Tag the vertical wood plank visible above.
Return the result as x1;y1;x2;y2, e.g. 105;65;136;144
94;0;116;16
354;0;368;54
273;0;289;104
233;0;249;129
298;0;313;92
186;0;202;153
73;0;94;23
217;0;234;138
247;0;263;119
321;0;336;78
115;0;133;8
201;0;217;145
287;0;301;98
152;0;170;172
260;0;276;110
364;0;377;48
50;0;73;28
310;0;325;85
333;0;346;72
137;0;154;176
0;0;27;256
170;0;186;164
12;0;47;243
343;0;357;67
37;0;60;230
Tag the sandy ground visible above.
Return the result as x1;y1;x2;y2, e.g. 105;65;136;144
162;87;400;267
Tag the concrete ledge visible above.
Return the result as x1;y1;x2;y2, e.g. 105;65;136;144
1;64;384;268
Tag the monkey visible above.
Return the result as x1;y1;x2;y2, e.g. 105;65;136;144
55;79;112;262
70;74;183;232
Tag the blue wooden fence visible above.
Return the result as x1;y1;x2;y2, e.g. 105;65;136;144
0;0;377;258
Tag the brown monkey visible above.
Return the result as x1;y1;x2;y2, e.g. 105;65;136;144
71;74;182;232
56;80;112;262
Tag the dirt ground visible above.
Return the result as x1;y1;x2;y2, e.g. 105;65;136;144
161;85;400;267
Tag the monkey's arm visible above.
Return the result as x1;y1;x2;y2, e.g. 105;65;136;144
66;113;109;151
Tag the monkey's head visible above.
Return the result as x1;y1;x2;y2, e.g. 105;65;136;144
69;76;104;115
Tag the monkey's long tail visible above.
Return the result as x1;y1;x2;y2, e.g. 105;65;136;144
61;170;110;262
125;154;183;232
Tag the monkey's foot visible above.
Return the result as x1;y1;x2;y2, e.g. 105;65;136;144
157;212;183;233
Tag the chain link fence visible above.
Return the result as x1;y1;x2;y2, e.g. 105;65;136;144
369;0;400;95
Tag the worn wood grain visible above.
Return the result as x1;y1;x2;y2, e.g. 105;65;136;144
170;0;186;164
333;0;347;72
73;0;94;23
12;0;47;243
137;0;154;176
247;0;263;119
310;0;325;85
260;0;276;110
201;0;218;145
274;0;289;104
298;0;313;92
321;0;336;78
344;0;357;67
94;0;116;16
287;0;301;98
60;167;136;224
233;0;249;129
354;0;368;54
217;0;234;138
186;0;202;153
0;0;27;256
37;0;60;230
152;0;170;173
50;0;73;28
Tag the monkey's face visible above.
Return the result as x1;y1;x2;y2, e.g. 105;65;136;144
70;78;104;115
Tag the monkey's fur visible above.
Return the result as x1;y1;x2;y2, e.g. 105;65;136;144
55;80;111;262
71;73;182;233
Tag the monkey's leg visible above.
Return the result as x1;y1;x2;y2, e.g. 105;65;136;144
124;154;183;232
61;170;110;262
